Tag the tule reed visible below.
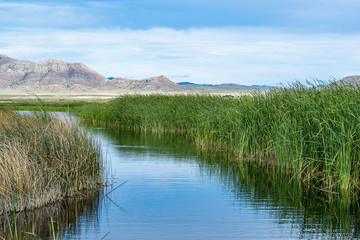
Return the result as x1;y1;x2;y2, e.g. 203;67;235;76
77;81;360;194
0;110;102;215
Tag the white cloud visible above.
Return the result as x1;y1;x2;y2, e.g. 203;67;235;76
0;27;359;85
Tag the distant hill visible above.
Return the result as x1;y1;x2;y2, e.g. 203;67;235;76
0;55;183;92
106;76;184;92
178;81;275;89
177;82;215;87
336;75;360;85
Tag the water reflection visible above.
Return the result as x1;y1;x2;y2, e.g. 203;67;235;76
0;191;103;239
94;128;360;239
201;160;360;239
2;128;360;239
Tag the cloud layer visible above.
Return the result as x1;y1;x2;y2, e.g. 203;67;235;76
1;27;359;85
0;1;359;85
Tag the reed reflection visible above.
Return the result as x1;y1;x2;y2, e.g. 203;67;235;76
1;190;103;239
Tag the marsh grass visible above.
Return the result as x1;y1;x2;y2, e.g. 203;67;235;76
0;110;102;215
0;99;91;112
78;81;360;193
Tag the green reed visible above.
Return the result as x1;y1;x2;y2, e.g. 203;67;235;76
77;81;360;193
0;99;91;112
0;110;102;215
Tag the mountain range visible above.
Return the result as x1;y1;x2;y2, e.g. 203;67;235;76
0;55;182;93
0;55;273;93
1;55;357;93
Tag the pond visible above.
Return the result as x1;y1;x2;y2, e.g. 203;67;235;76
2;123;360;239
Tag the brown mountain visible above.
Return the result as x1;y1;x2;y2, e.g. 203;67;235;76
106;76;184;92
0;55;108;92
0;55;183;93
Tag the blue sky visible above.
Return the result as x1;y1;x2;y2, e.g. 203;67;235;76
0;0;359;85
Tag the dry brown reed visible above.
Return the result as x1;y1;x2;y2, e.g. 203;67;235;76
0;110;102;215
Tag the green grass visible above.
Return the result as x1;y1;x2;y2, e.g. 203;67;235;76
0;99;92;112
77;81;360;193
0;110;102;216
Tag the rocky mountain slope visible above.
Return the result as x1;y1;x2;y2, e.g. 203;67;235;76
336;75;360;85
0;55;183;92
0;55;108;92
106;76;184;91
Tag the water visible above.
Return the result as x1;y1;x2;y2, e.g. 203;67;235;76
2;126;360;239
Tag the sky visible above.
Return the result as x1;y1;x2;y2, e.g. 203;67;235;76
0;0;359;85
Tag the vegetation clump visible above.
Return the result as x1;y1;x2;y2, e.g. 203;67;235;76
78;82;360;193
0;110;102;214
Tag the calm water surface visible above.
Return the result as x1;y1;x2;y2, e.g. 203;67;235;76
2;121;360;239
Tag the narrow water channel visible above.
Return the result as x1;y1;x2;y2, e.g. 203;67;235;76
2;123;360;239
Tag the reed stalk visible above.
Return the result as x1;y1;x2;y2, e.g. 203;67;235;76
77;81;360;192
0;110;102;215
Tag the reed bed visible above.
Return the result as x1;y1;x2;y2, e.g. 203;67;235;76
78;82;360;192
0;110;102;215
